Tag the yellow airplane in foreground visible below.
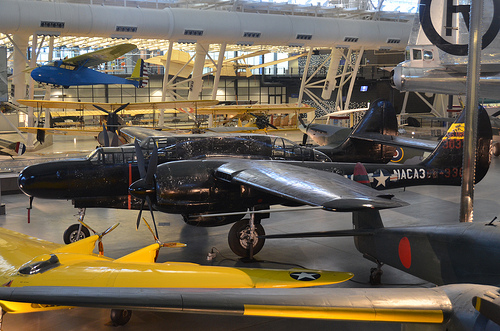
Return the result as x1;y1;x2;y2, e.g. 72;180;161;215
0;225;497;329
0;224;352;326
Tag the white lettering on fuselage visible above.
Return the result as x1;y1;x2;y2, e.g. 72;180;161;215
393;169;426;180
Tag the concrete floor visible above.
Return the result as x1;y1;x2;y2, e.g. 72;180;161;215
1;134;499;330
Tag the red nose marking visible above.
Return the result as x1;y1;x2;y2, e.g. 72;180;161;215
398;237;411;269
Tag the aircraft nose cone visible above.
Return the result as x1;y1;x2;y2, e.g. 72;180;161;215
129;179;156;200
391;66;403;90
18;166;38;196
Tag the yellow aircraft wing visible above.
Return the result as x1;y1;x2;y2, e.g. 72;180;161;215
145;50;194;78
18;127;102;135
0;228;489;327
196;104;315;116
246;53;308;77
62;43;137;68
17;99;219;113
0;227;352;315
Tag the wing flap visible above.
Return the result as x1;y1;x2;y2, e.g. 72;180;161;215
215;161;406;210
243;305;444;323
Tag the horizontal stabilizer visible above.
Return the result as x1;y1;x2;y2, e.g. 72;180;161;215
350;133;438;152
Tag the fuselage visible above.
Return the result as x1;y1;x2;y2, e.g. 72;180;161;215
355;221;500;286
31;62;138;87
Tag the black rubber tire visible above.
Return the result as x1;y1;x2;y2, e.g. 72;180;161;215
63;224;91;244
228;219;265;257
110;309;132;326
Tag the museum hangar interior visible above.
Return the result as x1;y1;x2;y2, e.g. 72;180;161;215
0;0;500;329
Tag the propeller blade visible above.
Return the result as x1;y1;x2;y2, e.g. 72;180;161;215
302;133;308;145
136;200;145;230
142;217;159;242
146;196;159;239
93;104;111;115
98;240;104;256
298;116;307;128
113;103;130;114
111;132;119;147
101;124;110;147
77;219;96;235
102;223;120;237
268;123;278;130
145;143;158;186
134;140;147;179
162;242;187;248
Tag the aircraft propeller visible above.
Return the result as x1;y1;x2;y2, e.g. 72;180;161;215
248;113;278;130
77;219;119;255
129;139;159;238
94;103;129;146
298;114;319;145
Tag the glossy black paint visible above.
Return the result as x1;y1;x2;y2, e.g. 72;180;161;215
314;99;398;163
18;134;329;210
18;106;492;228
129;105;491;225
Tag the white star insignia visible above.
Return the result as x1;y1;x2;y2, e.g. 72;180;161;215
290;272;320;281
373;171;390;187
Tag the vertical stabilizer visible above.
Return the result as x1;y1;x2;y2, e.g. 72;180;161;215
350;99;398;137
128;59;148;88
421;105;492;183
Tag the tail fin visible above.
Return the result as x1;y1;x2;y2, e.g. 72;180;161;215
353;162;370;186
421;105;492;183
350;99;398;137
128;59;148;88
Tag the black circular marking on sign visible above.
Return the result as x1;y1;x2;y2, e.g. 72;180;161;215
419;0;500;56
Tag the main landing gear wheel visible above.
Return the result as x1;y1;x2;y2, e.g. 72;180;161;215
228;219;265;258
63;224;90;244
110;309;132;326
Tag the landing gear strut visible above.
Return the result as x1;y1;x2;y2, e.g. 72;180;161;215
63;208;90;244
228;213;265;258
369;261;384;285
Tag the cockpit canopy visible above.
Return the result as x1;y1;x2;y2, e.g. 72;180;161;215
87;134;332;164
18;254;60;275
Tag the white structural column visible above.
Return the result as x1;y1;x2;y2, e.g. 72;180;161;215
209;43;227;127
11;34;28;103
344;47;364;111
321;47;342;100
159;40;174;128
211;43;227;100
11;34;33;147
335;48;352;110
188;43;209;101
298;48;312;106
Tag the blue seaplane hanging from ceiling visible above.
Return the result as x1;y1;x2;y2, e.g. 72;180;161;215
30;43;147;88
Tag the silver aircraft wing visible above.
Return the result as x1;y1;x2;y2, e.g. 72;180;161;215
214;160;407;211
